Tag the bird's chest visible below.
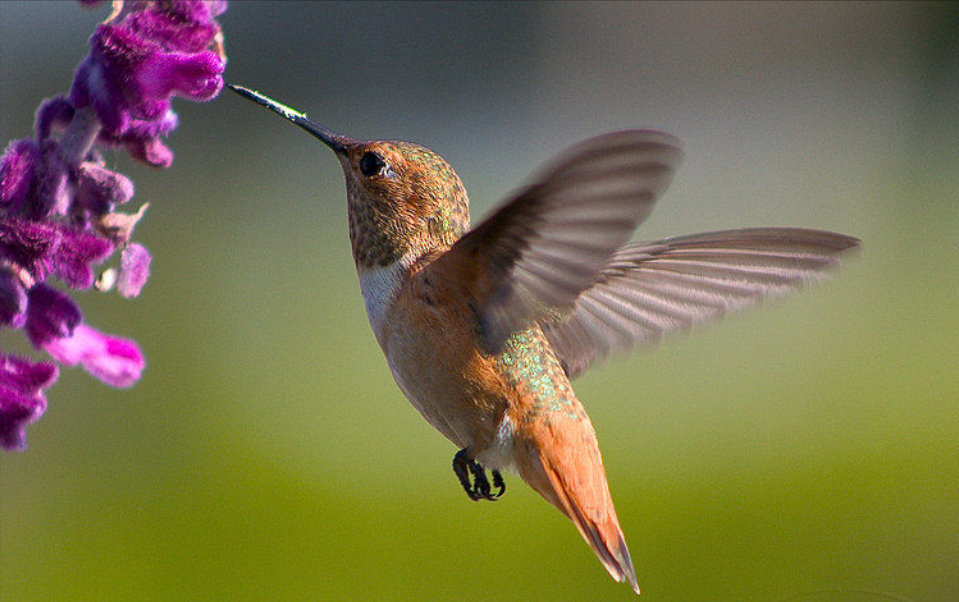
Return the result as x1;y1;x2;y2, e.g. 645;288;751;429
357;262;507;449
357;259;410;337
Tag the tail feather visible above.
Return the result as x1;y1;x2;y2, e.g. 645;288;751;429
541;455;640;594
516;430;640;594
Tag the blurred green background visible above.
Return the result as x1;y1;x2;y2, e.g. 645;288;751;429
2;2;957;600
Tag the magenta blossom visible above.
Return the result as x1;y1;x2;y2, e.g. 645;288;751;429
0;0;227;450
0;355;57;451
45;324;144;388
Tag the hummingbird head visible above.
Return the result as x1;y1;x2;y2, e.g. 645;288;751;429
229;85;470;269
335;139;470;268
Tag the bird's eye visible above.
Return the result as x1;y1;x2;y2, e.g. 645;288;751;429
359;151;386;177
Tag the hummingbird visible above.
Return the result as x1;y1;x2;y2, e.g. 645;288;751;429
229;84;859;594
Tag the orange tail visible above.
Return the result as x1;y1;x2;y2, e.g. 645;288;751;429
516;418;639;594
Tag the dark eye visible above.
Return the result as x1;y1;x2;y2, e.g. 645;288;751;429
359;151;386;177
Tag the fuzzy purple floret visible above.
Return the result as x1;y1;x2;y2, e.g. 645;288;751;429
25;284;83;348
0;140;42;213
0;355;57;450
76;163;135;216
44;324;144;388
0;267;28;328
70;3;225;138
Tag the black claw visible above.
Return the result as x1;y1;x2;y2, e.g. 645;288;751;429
453;449;481;501
469;461;491;498
451;448;506;502
491;470;505;500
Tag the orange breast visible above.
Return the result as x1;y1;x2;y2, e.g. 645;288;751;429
375;265;510;451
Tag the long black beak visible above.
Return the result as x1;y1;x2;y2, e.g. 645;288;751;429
228;84;348;155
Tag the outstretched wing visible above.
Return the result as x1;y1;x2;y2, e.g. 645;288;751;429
539;228;860;378
431;130;685;355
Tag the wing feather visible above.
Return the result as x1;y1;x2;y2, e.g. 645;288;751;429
431;130;685;354
541;228;860;378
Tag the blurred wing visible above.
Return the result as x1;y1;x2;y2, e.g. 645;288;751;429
433;130;684;354
540;228;860;378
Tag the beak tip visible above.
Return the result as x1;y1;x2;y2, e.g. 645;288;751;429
228;84;349;155
226;83;254;100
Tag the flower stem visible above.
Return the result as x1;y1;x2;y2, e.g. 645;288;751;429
56;106;101;168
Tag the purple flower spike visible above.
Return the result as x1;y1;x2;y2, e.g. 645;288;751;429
117;242;151;298
1;0;228;450
0;355;57;451
45;324;144;388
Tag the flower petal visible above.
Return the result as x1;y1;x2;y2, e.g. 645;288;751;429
44;324;144;388
128;3;221;53
0;267;28;328
76;163;135;214
47;226;114;289
138;51;225;101
95;110;178;167
118;242;151;298
0;354;57;451
0;216;59;283
25;283;83;348
0;139;42;212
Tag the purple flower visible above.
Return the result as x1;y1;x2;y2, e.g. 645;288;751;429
0;138;72;220
76;162;135;216
0;139;42;213
0;266;28;328
0;0;228;450
48;225;115;289
98;109;179;168
45;324;144;388
25;284;83;348
0;216;114;289
70;1;226;138
0;216;59;283
0;355;57;451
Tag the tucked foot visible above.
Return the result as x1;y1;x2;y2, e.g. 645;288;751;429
490;469;506;500
452;448;506;502
468;459;492;499
452;449;477;499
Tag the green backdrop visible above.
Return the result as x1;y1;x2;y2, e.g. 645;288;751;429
2;2;956;600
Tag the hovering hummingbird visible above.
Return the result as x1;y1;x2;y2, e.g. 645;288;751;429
229;84;859;594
